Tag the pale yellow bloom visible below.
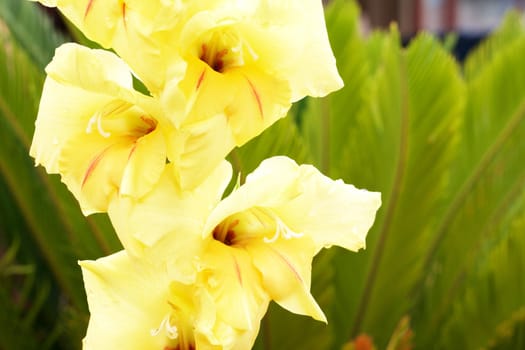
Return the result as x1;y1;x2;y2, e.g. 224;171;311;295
162;0;345;188
32;1;342;97
109;156;381;322
80;250;268;350
30;0;181;93
30;43;170;214
32;0;344;189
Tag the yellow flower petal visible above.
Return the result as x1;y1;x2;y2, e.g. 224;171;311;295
222;66;291;145
35;0;182;94
30;43;170;214
59;133;133;214
30;43;132;173
275;162;382;252
80;250;260;350
80;251;172;349
246;237;327;322
240;0;344;100
119;127;167;198
167;113;236;190
108;161;232;282
109;161;232;247
203;157;300;235
199;240;270;331
207;156;381;252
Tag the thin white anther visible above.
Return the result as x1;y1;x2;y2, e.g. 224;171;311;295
86;115;97;134
150;315;178;339
150;325;161;337
97;114;111;138
166;323;178;339
263;228;280;244
263;216;303;243
85;114;110;137
245;40;258;60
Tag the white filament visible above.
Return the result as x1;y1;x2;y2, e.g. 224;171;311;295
85;101;132;138
263;214;303;244
85;113;111;138
150;314;178;340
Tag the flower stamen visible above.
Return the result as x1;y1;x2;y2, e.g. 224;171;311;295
86;101;134;138
86;113;111;138
151;314;178;340
198;28;255;73
262;213;303;243
263;218;303;243
213;218;239;245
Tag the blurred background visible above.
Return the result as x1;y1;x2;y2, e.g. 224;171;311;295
358;0;523;33
358;0;525;59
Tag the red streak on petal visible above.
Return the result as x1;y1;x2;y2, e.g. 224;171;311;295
196;69;206;91
81;145;112;188
127;142;137;162
232;255;243;286
246;78;263;119
270;247;303;284
122;2;127;30
84;0;95;19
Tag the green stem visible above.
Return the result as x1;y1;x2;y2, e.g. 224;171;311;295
350;52;410;338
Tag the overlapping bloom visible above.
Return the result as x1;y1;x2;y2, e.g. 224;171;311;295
33;0;344;189
30;43;171;214
80;250;268;349
31;0;181;93
108;156;381;322
29;1;380;348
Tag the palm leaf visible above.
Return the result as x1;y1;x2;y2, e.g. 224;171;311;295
300;0;368;176
438;214;525;349
0;0;66;69
0;5;121;348
308;3;525;348
298;1;466;346
464;10;525;80
412;18;525;348
0;240;41;350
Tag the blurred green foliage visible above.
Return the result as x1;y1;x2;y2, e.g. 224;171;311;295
1;0;525;349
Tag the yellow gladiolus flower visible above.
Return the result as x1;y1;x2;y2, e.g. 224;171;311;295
31;1;342;98
161;0;345;188
108;156;381;322
32;0;344;189
30;43;170;215
80;250;269;350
